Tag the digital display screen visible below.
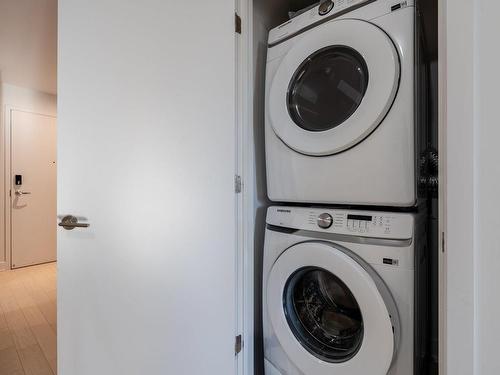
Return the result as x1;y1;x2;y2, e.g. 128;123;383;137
347;214;372;221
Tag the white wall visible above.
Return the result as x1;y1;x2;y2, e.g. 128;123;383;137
443;1;500;374
0;0;57;94
0;83;56;270
442;1;476;373
1;83;57;114
474;1;500;374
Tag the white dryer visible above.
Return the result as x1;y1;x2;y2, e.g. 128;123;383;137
265;0;424;206
263;206;426;375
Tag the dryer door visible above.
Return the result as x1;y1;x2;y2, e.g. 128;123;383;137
269;19;400;156
267;241;398;375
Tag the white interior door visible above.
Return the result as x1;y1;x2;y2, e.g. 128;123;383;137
10;110;57;269
57;1;238;374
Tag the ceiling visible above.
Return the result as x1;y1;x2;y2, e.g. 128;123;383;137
0;0;57;94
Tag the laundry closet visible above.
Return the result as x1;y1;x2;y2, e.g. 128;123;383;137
244;0;439;374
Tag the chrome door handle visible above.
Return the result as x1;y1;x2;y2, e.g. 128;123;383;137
15;190;31;196
58;215;90;230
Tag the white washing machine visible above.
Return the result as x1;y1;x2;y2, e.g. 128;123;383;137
265;0;424;206
263;206;427;375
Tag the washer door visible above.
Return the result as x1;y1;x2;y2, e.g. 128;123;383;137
269;19;400;156
267;242;396;375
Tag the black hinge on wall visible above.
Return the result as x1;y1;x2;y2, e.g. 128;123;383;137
441;232;446;253
235;13;242;34
235;334;243;355
235;175;242;194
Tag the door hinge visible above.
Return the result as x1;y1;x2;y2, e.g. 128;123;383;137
235;334;243;355
235;175;242;193
235;13;242;34
441;232;445;253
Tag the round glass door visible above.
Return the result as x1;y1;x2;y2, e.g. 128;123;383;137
266;241;398;375
283;267;364;362
268;19;400;156
287;46;369;132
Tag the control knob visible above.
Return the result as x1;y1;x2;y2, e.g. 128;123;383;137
317;213;333;229
318;0;334;16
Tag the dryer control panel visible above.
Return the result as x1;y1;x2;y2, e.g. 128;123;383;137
266;206;414;240
268;0;416;47
269;0;372;46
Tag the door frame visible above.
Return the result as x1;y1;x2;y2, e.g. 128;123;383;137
239;0;475;374
236;0;255;373
3;106;57;270
438;0;476;374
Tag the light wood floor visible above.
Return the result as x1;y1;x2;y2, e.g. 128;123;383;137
0;263;57;375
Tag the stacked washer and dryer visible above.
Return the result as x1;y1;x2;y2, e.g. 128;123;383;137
262;1;429;375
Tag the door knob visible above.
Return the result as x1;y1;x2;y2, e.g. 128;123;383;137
14;190;31;196
58;215;90;230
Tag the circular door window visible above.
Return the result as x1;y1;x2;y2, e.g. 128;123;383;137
268;19;400;156
288;46;369;132
283;267;363;363
266;241;398;375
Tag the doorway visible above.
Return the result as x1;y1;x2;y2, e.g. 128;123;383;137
7;109;57;269
243;0;440;374
0;0;58;373
0;0;57;270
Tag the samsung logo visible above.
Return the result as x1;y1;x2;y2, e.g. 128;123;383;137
277;209;291;213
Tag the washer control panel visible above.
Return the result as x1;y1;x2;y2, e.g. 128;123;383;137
267;206;414;240
344;213;393;234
